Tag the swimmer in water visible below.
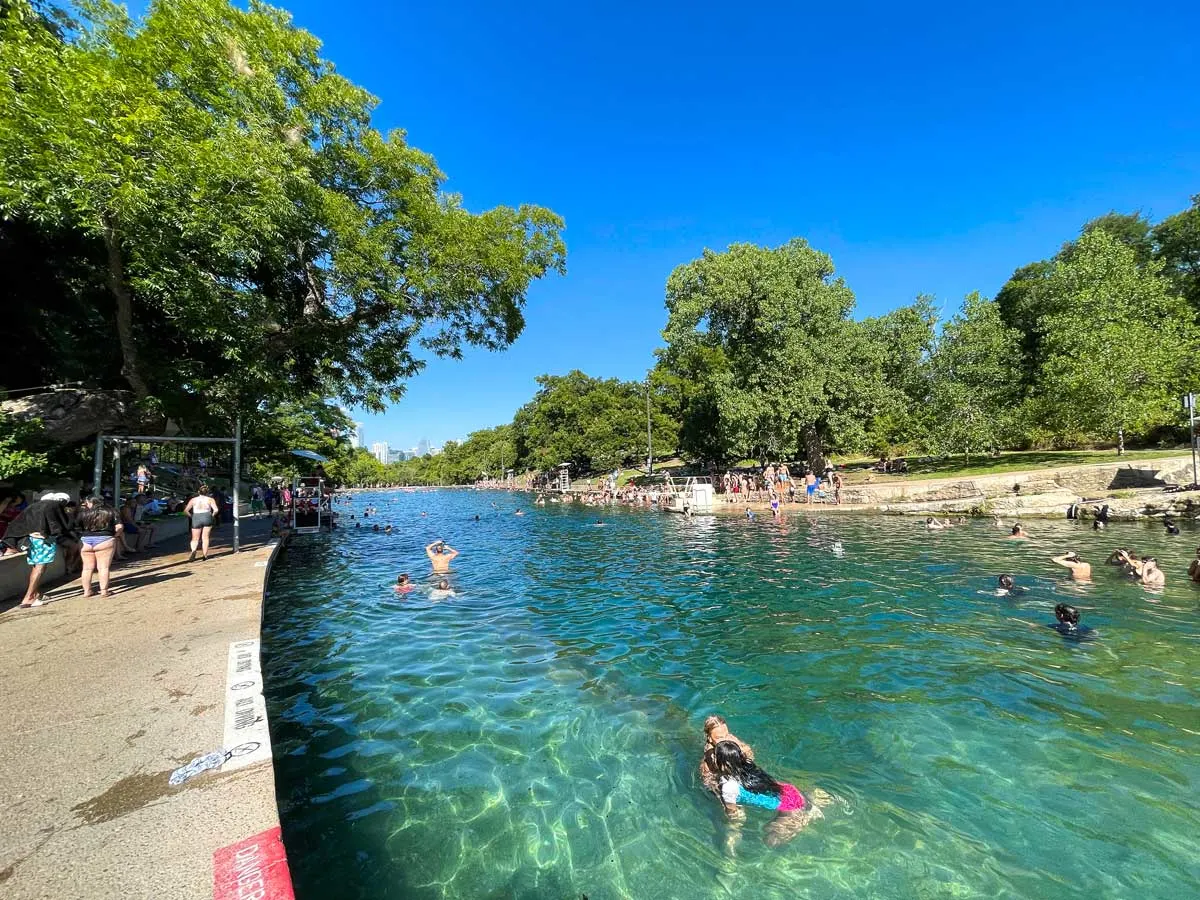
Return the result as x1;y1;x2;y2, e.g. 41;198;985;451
594;519;605;526
430;577;456;598
1164;518;1180;536
1138;557;1165;588
1008;524;1029;539
515;509;525;516
426;540;458;574
1051;551;1091;582
709;740;832;848
746;509;755;521
1189;547;1200;584
1050;603;1095;642
996;574;1025;595
698;715;754;800
926;517;947;530
384;524;393;534
394;573;412;594
372;523;380;532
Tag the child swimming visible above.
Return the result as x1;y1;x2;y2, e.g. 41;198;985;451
698;715;754;797
709;740;832;846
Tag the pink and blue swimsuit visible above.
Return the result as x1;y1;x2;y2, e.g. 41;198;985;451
721;778;807;812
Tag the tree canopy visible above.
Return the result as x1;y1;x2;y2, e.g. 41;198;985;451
0;0;564;441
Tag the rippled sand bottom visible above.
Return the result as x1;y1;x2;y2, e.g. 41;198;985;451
264;491;1200;899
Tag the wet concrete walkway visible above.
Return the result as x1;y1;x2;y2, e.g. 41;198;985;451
0;517;286;899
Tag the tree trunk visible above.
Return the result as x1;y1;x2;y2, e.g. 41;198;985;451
103;221;151;401
1117;427;1124;455
802;425;827;473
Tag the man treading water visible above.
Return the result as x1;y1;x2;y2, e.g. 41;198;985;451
426;539;459;574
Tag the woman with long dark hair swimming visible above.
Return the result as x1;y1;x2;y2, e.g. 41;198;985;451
710;739;832;847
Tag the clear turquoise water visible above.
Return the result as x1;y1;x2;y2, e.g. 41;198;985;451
263;490;1200;899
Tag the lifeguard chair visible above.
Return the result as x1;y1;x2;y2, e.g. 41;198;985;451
293;476;325;533
556;463;570;493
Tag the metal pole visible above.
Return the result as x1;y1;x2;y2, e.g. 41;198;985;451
112;442;121;505
233;415;242;554
646;376;653;474
93;434;104;498
1190;398;1198;489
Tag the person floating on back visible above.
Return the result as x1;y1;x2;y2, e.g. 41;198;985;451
1050;603;1095;642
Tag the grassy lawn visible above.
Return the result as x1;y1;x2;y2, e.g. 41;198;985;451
838;449;1192;483
561;449;1192;490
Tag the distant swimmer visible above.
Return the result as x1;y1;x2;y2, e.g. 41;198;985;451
372;523;380;532
426;540;458;574
1050;603;1095;642
515;510;525;516
384;524;393;534
1189;547;1200;584
1008;524;1029;539
1051;551;1091;582
926;517;947;531
594;520;605;526
1164;518;1181;536
996;574;1025;595
394;573;413;594
430;577;456;599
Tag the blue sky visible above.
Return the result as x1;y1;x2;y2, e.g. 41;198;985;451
179;1;1200;448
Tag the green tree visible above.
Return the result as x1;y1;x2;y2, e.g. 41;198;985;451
0;0;565;426
512;372;663;474
996;212;1155;389
0;412;53;485
1034;229;1200;452
662;239;879;470
861;295;937;453
927;294;1023;458
1152;194;1200;312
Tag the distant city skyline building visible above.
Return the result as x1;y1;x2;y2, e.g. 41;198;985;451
371;441;390;465
416;438;430;458
354;423;365;449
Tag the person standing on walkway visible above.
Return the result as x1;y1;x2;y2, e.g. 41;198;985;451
185;486;221;561
77;496;122;598
3;492;75;608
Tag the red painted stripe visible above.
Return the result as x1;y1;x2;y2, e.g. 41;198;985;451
214;826;295;900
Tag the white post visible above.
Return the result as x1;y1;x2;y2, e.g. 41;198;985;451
233;415;242;553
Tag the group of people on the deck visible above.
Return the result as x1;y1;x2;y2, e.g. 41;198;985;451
0;483;243;608
720;464;844;506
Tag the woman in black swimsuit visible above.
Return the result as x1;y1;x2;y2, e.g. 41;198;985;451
185;485;220;561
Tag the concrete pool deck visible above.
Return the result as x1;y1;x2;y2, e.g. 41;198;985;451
0;517;292;900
